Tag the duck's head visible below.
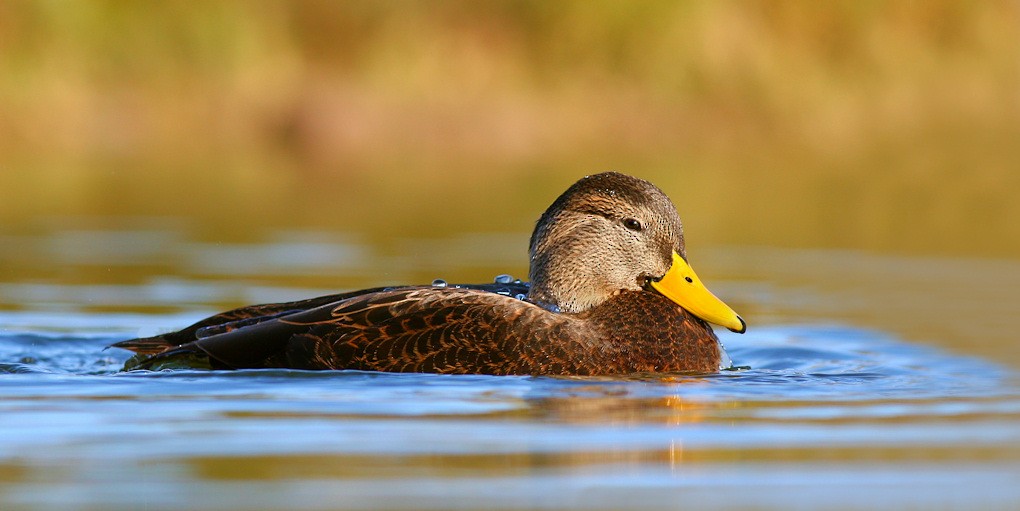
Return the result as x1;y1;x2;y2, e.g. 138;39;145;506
528;172;745;333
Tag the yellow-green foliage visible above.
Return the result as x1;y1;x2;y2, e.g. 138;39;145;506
1;1;1017;256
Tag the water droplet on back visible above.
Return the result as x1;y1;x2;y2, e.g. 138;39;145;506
493;274;514;284
431;279;448;288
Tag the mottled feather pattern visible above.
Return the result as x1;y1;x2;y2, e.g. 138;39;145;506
148;286;717;375
271;287;575;374
112;172;736;375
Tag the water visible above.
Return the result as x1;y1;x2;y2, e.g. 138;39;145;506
1;228;1019;510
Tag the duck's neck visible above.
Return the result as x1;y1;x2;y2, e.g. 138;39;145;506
527;233;612;314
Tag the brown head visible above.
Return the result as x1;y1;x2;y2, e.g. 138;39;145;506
528;172;745;333
528;172;683;312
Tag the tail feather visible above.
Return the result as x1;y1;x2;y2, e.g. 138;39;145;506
108;335;179;356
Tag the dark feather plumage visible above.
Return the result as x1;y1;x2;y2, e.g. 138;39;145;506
111;172;739;375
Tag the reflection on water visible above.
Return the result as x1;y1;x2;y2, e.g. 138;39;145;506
1;330;1018;510
1;227;1019;510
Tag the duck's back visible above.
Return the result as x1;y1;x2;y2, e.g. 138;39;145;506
116;286;721;375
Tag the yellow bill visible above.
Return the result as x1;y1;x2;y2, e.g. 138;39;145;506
651;251;746;333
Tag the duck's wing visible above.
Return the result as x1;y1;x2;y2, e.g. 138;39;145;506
272;286;574;374
112;282;532;357
110;287;394;356
130;285;579;374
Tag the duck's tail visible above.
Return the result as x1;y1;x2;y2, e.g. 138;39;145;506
107;335;178;356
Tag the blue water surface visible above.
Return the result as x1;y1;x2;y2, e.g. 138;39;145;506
2;315;1018;511
2;236;1019;511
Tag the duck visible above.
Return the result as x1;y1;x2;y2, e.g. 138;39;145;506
111;172;746;375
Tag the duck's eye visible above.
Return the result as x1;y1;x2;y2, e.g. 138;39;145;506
622;218;643;231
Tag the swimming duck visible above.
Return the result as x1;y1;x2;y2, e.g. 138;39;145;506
112;172;745;374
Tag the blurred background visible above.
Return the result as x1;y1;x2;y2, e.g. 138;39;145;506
0;1;1018;361
2;0;1017;253
2;5;1020;509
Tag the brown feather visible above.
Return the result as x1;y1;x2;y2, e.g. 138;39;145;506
112;172;737;375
